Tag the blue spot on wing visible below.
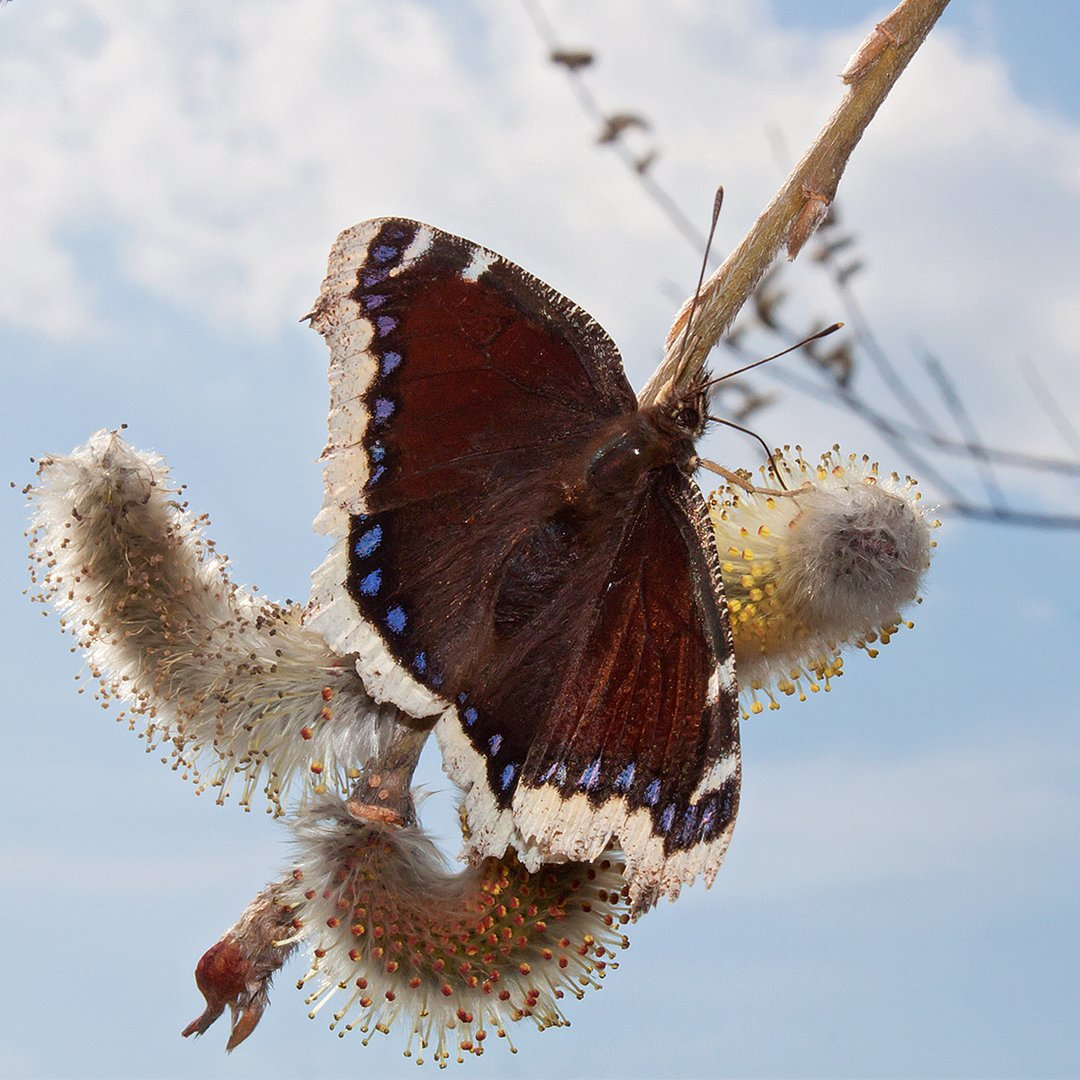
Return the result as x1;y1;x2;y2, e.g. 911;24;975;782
644;779;661;806
579;757;602;790
372;244;398;263
660;804;676;833
488;733;503;755
463;706;478;727
363;294;387;310
373;397;395;423
376;315;397;336
354;524;382;559
370;443;386;463
500;763;517;791
358;569;381;596
414;652;427;674
678;806;698;843
367;464;386;486
385;605;406;634
381;351;402;376
615;762;636;792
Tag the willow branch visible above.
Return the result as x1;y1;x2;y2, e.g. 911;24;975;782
639;0;951;406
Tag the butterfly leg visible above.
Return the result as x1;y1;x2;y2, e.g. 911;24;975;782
695;456;812;498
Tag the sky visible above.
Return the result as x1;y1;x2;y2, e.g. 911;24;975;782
2;2;1079;1078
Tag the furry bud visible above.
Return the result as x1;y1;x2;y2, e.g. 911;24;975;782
709;446;938;714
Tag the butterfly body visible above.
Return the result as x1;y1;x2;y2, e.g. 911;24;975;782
306;218;739;913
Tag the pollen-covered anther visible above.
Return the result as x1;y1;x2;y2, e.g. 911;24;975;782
708;445;937;714
286;800;630;1063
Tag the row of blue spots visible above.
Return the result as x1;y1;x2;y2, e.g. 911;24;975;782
354;523;382;559
579;757;601;790
362;237;400;505
644;797;728;844
351;503;407;644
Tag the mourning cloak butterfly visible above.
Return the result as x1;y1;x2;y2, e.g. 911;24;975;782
305;219;739;914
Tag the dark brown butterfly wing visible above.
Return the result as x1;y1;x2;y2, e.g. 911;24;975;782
306;218;739;911
453;466;741;913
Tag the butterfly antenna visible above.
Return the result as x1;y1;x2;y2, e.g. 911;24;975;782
697;324;843;491
704;414;789;489
701;322;844;393
673;187;725;373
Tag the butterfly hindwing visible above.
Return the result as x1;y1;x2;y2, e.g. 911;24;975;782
502;468;740;911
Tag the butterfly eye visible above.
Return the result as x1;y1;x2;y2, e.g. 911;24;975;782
672;403;701;433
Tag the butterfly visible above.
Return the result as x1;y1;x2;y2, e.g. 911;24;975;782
304;218;740;914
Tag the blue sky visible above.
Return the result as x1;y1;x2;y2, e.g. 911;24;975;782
2;2;1079;1077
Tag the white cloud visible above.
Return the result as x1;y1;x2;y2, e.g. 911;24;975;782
2;1;1078;493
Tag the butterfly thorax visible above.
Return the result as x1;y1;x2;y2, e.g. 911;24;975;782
579;401;700;501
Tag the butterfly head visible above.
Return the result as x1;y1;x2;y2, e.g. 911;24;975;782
651;380;710;444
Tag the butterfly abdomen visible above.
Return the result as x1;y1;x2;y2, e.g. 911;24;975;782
492;516;581;637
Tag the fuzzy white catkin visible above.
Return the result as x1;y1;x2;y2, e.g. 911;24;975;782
282;799;629;1065
26;429;405;811
710;447;937;711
